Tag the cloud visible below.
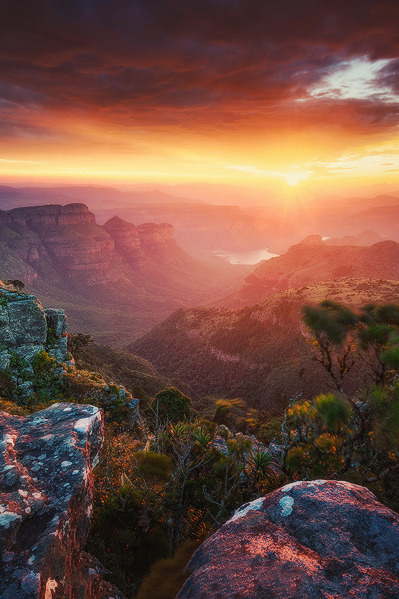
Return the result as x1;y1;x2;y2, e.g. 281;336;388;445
0;0;399;142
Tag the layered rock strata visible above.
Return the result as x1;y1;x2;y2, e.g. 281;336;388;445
0;204;189;287
178;480;399;598
0;402;125;599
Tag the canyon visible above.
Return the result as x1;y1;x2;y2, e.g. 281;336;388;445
0;203;246;345
130;278;399;409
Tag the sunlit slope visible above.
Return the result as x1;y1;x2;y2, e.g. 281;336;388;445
129;278;399;410
231;236;399;306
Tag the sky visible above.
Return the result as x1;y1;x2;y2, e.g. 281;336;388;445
1;0;399;195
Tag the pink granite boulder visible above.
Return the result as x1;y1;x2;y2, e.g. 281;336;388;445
178;480;399;599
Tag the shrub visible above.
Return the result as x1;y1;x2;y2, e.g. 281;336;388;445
152;388;192;424
314;393;351;433
135;451;173;481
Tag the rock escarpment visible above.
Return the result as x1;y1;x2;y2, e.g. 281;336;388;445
0;203;243;343
131;277;399;407
237;235;399;305
0;203;199;287
0;402;125;599
0;282;70;398
178;480;399;598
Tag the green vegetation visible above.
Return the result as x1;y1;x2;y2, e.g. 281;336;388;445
130;279;399;409
2;297;399;598
71;341;173;403
67;332;94;354
135;541;199;599
87;413;278;596
277;300;399;509
150;387;192;424
46;326;58;348
32;350;62;402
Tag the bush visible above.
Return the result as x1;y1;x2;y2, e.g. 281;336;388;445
32;350;62;402
135;452;173;481
314;393;351;433
152;388;192;424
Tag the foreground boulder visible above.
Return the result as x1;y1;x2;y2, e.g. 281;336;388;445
0;402;125;599
178;480;399;598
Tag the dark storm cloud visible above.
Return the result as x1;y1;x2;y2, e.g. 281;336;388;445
379;59;399;93
0;0;398;133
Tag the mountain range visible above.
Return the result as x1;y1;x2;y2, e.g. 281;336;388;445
0;203;246;345
0;185;297;255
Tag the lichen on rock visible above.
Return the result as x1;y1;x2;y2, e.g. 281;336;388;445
0;281;72;401
0;402;125;598
178;480;399;598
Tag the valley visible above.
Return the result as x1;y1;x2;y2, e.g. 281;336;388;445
130;278;399;410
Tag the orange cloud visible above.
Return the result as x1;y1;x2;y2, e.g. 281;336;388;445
0;0;399;189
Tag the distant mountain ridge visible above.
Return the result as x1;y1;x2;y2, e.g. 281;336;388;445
0;184;206;211
233;235;399;306
0;184;296;254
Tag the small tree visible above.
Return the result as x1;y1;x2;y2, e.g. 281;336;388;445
152;388;192;425
302;300;358;394
67;332;94;355
280;300;399;489
358;303;399;384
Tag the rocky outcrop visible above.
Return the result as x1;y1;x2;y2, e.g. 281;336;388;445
0;282;70;398
104;217;190;269
137;222;175;249
0;204;117;287
0;204;199;287
103;217;148;269
0;204;95;228
0;403;125;598
237;235;399;305
0;202;250;345
178;480;399;598
0;282;141;423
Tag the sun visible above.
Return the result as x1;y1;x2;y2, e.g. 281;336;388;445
283;171;311;186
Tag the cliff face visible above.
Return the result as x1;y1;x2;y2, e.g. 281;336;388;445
0;282;70;398
0;204;120;287
103;216;145;265
0;403;125;599
103;217;192;270
178;480;399;598
0;204;191;287
0;203;247;344
1;203;96;228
